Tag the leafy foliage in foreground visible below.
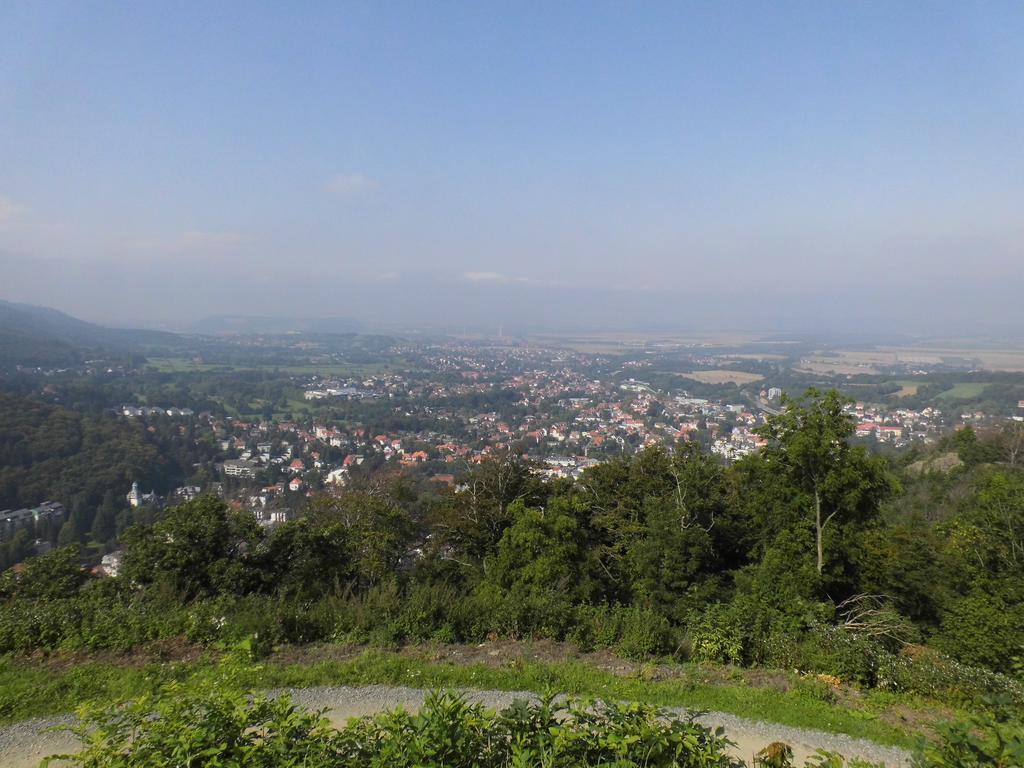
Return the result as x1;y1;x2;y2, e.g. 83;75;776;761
44;664;1024;767
911;699;1024;768
0;646;927;746
47;669;896;768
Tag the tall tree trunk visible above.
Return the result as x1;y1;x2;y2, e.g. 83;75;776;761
815;488;824;575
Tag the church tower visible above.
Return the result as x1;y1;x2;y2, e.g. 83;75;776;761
127;481;141;508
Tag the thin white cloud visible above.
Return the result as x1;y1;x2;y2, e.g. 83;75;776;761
123;230;251;254
464;271;538;284
179;230;250;248
0;196;25;230
464;271;511;283
325;173;379;199
463;271;543;285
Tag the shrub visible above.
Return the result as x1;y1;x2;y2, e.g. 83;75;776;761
47;669;919;767
762;624;1024;707
875;647;1024;708
789;624;883;687
0;584;193;654
931;592;1024;674
688;604;748;665
443;587;495;643
468;581;578;641
912;702;1024;767
47;671;339;768
0;545;87;600
48;673;749;768
571;604;676;659
391;582;464;642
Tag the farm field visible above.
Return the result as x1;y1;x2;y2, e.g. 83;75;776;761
795;342;1024;375
145;357;402;376
530;332;763;354
680;370;765;385
719;353;789;362
877;346;1024;372
146;357;238;372
796;358;883;376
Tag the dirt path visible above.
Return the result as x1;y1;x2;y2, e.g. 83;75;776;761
0;684;912;767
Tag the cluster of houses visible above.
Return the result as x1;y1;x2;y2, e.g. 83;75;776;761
847;402;945;446
0;501;65;542
195;359;791;509
122;342;1017;526
303;385;372;401
120;405;195;418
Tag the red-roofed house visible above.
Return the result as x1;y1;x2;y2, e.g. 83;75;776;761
878;425;904;441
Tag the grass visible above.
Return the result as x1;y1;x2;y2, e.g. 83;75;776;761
0;647;955;749
145;357;237;372
936;382;988;401
892;380;920;397
266;363;401;375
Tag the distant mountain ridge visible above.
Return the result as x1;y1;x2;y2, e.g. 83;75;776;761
0;300;178;346
189;315;364;335
0;299;180;366
0;300;371;367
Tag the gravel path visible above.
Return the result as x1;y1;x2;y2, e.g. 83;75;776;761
0;685;912;767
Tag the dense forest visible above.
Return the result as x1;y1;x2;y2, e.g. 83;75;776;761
2;389;1022;719
0;393;214;567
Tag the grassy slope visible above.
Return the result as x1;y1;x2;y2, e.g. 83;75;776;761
0;646;960;748
936;382;988;400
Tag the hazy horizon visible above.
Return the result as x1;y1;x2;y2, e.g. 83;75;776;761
3;2;1023;335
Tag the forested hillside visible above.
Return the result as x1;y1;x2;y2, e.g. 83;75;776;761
0;393;202;563
0;299;180;368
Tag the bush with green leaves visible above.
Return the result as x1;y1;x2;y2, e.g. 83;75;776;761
0;581;192;654
752;744;886;768
46;668;891;768
570;603;677;659
45;671;339;768
875;648;1024;709
0;544;87;600
911;699;1024;768
688;603;749;665
788;624;884;688
931;590;1024;675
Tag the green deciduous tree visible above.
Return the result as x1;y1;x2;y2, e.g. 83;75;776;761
428;452;547;572
120;496;263;599
260;518;352;600
755;389;897;575
484;497;599;606
944;468;1024;581
308;492;413;589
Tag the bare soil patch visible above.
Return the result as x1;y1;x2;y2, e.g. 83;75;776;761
25;638;206;672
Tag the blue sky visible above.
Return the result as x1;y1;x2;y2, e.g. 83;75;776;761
1;2;1023;332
